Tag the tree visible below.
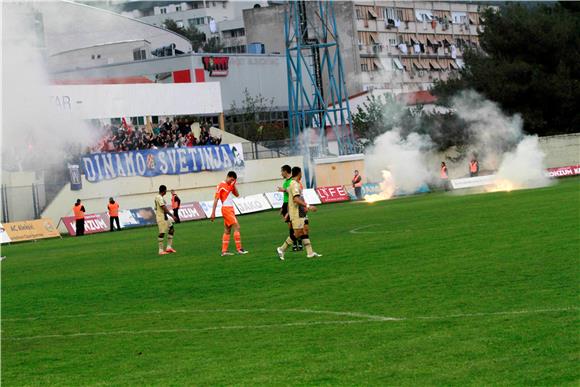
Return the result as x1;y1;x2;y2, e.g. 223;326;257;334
229;89;280;141
163;19;223;53
432;3;580;136
352;93;473;151
351;93;408;141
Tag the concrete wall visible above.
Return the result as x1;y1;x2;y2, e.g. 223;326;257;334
314;154;365;187
539;133;580;168
243;2;361;102
49;41;152;73
41;155;303;232
1;172;44;222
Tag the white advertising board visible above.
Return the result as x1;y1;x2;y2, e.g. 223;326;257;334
451;175;498;190
199;200;240;218
303;188;322;205
233;194;272;214
0;223;12;244
264;191;284;209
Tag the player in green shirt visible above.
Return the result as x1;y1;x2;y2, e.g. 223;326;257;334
278;165;301;251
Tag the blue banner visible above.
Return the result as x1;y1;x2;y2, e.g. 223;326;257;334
82;143;245;182
68;164;82;190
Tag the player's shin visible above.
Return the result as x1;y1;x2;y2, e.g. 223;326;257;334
279;236;293;252
222;233;230;253
302;235;313;255
158;235;165;252
234;231;242;250
167;229;174;249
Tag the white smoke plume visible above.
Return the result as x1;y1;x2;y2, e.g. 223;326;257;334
364;129;432;196
1;2;97;172
494;136;551;190
362;90;551;199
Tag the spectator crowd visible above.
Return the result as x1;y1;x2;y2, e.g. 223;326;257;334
92;118;223;153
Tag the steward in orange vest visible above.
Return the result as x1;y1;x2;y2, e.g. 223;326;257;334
470;159;479;177
107;197;121;232
73;199;85;236
171;190;181;223
352;170;363;200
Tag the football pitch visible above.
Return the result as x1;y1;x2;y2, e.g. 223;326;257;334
2;178;579;385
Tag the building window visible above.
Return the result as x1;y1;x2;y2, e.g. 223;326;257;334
160;8;167;14
96;54;101;59
133;48;146;61
355;7;363;20
224;28;245;38
361;63;369;72
389;38;397;46
176;6;181;12
189;17;206;26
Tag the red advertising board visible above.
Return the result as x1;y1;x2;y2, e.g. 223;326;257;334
315;186;350;203
546;165;580;178
177;202;207;221
61;213;109;235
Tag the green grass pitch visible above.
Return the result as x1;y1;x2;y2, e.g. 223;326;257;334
2;178;579;385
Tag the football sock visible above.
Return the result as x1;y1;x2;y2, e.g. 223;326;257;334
289;228;297;243
167;234;174;249
303;237;313;255
222;233;230;253
158;237;164;252
234;231;242;250
280;237;293;252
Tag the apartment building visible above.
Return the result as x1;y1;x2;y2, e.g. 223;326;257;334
245;1;486;95
120;1;269;53
355;1;483;93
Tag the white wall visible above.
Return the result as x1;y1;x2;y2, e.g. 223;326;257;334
49;41;151;72
41;156;303;232
48;83;223;119
539;133;580;168
34;1;192;56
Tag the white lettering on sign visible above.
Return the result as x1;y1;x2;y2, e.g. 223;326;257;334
49;95;72;111
85;219;107;231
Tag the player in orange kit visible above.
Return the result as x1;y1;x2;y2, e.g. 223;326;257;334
211;171;249;256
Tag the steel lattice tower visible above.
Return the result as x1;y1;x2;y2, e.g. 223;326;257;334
285;0;356;187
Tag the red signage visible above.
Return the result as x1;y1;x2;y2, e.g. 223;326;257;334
315;186;350;203
177;202;207;221
61;213;109;236
546;165;580;178
202;56;229;76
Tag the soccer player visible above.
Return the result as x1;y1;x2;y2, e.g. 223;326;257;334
278;164;301;251
211;171;248;256
277;166;322;260
154;185;176;255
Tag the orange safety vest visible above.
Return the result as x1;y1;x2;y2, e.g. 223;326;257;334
440;166;448;179
352;174;363;188
470;161;478;173
108;202;119;217
171;194;180;209
73;204;85;220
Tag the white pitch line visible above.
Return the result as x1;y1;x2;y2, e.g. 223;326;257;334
4;319;370;341
349;224;383;234
3;307;577;341
414;307;579;320
2;308;396;322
